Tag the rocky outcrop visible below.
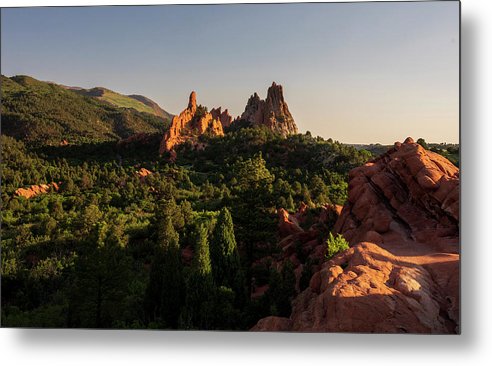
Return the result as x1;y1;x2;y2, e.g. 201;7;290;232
117;132;155;148
15;182;60;199
210;107;233;129
239;82;298;136
135;167;152;182
159;91;225;156
251;203;343;299
252;241;458;333
252;138;460;333
333;136;459;247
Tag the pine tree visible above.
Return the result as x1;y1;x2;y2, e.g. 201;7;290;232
144;215;184;328
68;222;131;328
181;224;214;329
211;208;238;285
210;207;245;306
193;224;212;277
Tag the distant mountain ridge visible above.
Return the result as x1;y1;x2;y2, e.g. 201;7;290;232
1;75;171;145
59;84;173;120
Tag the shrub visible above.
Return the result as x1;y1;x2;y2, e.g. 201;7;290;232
325;232;349;259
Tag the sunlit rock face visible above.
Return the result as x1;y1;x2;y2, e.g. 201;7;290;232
15;182;60;199
159;91;225;157
252;138;459;334
239;82;298;136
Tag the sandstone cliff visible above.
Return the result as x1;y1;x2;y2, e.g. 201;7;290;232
239;82;298;136
252;138;460;333
159;91;225;157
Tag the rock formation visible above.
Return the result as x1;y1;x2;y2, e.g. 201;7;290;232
135;167;152;182
15;182;60;199
239;82;298;136
252;138;460;333
159;91;225;156
333;136;459;246
251;203;342;298
210;107;233;129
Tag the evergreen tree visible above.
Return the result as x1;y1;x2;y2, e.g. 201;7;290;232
68;222;131;328
210;207;239;285
181;224;214;329
144;215;184;328
193;224;212;277
210;207;246;306
264;261;296;318
417;138;429;149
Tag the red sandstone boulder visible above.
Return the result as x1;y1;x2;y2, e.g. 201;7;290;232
15;182;60;199
136;168;152;182
250;316;293;332
278;208;303;238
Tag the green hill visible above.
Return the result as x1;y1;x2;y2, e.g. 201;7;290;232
1;75;171;145
69;86;173;120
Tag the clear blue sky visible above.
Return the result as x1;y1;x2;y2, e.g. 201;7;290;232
1;2;459;144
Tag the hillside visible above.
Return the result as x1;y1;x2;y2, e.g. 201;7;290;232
127;94;173;120
1;75;171;145
67;85;173;120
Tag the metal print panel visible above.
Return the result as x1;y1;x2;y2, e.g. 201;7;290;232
0;1;460;333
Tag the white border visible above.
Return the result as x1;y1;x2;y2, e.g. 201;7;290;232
1;1;491;365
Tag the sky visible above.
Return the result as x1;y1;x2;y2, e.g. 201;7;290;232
1;1;459;144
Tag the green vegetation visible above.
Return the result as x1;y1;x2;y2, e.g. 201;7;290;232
92;88;158;115
0;76;377;329
0;126;370;329
325;233;350;259
416;137;429;150
74;87;172;120
1;75;170;145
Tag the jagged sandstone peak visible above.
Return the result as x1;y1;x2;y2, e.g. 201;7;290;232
252;138;460;333
210;107;233;129
159;91;224;156
240;82;298;136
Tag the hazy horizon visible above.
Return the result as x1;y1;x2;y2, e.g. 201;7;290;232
1;2;459;144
